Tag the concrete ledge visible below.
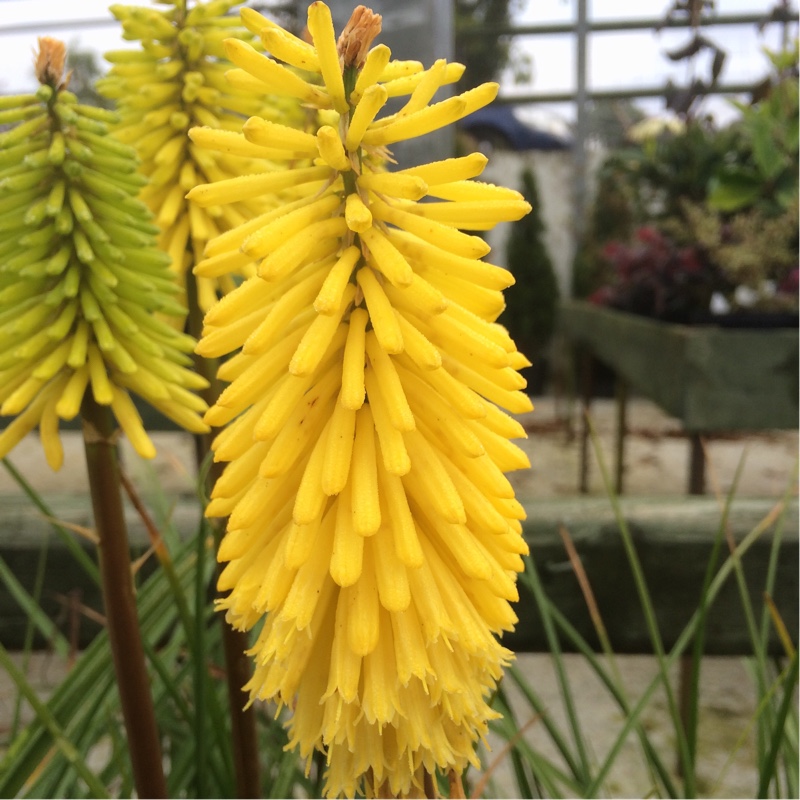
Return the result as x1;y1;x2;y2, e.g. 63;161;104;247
1;494;796;654
507;496;798;656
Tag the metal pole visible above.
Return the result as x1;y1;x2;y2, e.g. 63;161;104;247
572;0;589;284
459;12;798;38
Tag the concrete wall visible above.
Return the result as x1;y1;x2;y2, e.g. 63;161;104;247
480;146;607;299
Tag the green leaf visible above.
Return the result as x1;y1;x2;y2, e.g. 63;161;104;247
0;643;110;799
757;655;800;798
774;171;799;211
0;554;69;658
785;114;799;157
707;169;763;212
751;114;788;181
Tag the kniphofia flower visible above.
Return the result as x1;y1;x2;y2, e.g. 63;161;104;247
99;0;292;312
191;4;533;796
0;38;208;468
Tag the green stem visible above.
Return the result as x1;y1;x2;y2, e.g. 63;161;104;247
186;270;261;798
80;393;167;799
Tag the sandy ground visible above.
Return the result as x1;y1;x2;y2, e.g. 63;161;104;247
0;396;797;797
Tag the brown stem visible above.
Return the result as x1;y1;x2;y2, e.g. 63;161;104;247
81;393;168;799
186;270;262;798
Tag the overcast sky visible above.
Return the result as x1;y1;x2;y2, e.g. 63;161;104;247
0;0;795;128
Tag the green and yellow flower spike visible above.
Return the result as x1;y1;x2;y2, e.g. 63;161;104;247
98;0;292;313
0;37;209;469
192;3;533;796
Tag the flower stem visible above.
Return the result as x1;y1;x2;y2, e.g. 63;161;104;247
80;393;167;799
186;270;262;798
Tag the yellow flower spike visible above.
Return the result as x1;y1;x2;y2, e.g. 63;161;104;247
189;3;538;795
100;1;292;314
0;39;207;468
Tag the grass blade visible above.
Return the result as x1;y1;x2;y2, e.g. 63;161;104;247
0;642;109;798
587;414;695;793
585;496;787;796
1;458;99;584
0;554;69;658
757;654;799;798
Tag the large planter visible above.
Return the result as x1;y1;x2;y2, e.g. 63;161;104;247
559;301;799;432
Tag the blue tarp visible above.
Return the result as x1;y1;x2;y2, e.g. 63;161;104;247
460;104;571;151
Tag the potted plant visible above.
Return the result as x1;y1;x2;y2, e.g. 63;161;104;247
561;41;798;437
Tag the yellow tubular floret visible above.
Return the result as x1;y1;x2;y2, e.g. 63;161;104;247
187;165;331;207
314;246;361;315
352;44;391;100
357;171;427;200
224;39;332;108
395;152;487;184
317;125;351;172
260;27;321;72
241;116;320;154
341;306;368;410
344;193;372;232
307;2;348;114
350;403;381;536
109;386;156;459
359;226;414;287
364;331;414;432
321;393;357;496
356;267;404;354
364;368;410;475
345;84;388;151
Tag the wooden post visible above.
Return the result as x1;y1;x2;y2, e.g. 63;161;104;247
579;349;593;494
614;377;628;495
